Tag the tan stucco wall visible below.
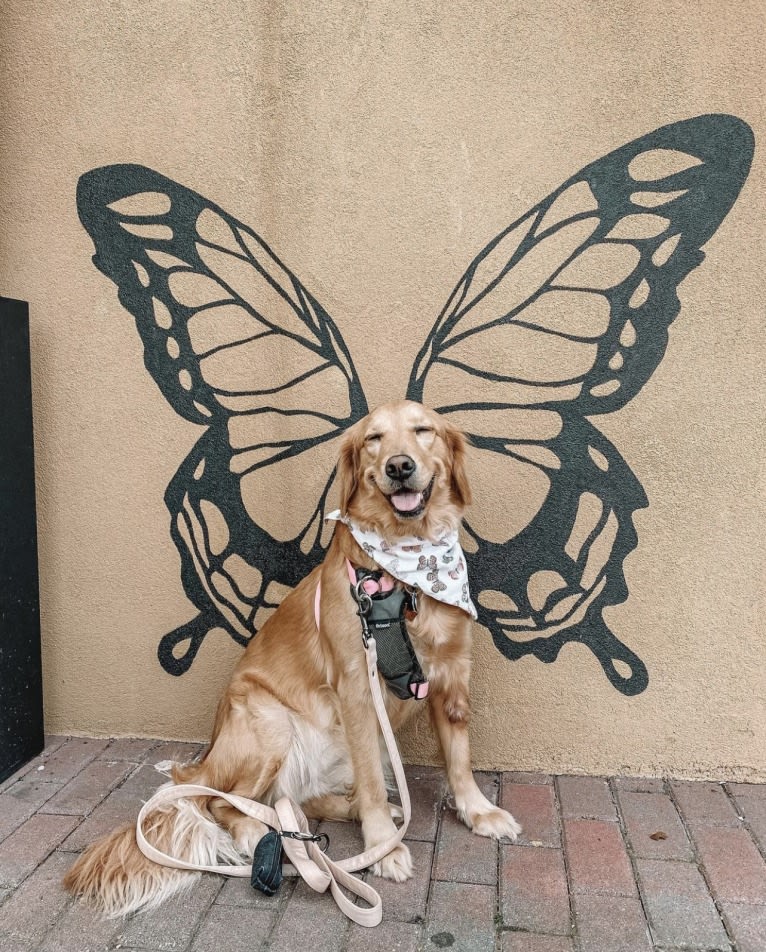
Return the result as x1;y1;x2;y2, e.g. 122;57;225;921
1;0;764;778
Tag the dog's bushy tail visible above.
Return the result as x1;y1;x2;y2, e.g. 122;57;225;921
63;780;249;918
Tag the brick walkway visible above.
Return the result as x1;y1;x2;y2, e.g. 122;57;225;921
0;737;765;951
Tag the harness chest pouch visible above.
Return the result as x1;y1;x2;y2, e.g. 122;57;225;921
353;573;428;701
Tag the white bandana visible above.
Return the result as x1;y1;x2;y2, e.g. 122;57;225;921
326;511;477;619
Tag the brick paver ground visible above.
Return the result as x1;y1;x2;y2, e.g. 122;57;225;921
1;736;765;951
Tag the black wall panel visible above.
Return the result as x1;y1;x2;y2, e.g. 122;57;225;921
0;297;44;782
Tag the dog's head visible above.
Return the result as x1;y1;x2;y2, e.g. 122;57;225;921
336;401;471;540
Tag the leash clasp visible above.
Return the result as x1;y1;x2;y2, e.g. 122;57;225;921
353;578;374;615
351;576;375;647
281;830;330;852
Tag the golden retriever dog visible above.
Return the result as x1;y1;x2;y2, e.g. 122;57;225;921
64;400;520;916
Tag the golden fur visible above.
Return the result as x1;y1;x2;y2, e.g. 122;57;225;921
64;400;520;916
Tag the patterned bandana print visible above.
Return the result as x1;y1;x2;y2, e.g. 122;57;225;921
326;511;478;619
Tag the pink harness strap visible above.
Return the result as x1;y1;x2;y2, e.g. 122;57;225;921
314;580;322;630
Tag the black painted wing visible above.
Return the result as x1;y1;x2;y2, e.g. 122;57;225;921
77;166;368;673
407;115;754;694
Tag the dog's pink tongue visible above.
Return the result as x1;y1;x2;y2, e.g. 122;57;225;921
392;491;422;512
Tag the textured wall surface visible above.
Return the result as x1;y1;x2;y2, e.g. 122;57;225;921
1;0;763;776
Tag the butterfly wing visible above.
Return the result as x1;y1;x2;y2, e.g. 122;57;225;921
407;114;754;694
77;165;368;673
452;413;650;694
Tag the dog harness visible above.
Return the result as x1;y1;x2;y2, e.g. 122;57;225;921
353;563;428;700
313;560;427;699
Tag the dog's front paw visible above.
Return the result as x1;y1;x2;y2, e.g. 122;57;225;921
371;843;414;882
467;807;521;841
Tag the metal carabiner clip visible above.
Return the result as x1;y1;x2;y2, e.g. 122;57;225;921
353;579;374;616
351;576;374;647
280;830;330;852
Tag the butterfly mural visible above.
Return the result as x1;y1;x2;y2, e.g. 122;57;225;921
76;114;753;695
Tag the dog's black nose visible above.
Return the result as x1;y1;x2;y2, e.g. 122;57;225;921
385;455;416;481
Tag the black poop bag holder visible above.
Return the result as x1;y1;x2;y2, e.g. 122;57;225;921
251;828;329;896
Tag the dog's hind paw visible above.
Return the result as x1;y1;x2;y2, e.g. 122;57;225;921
468;807;521;841
388;803;404;822
371;843;413;882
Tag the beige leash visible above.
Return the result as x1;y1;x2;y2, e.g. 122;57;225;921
135;635;410;927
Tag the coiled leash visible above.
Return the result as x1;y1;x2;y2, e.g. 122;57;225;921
136;565;426;927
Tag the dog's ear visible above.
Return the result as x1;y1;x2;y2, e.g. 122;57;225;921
443;421;472;508
336;423;362;513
